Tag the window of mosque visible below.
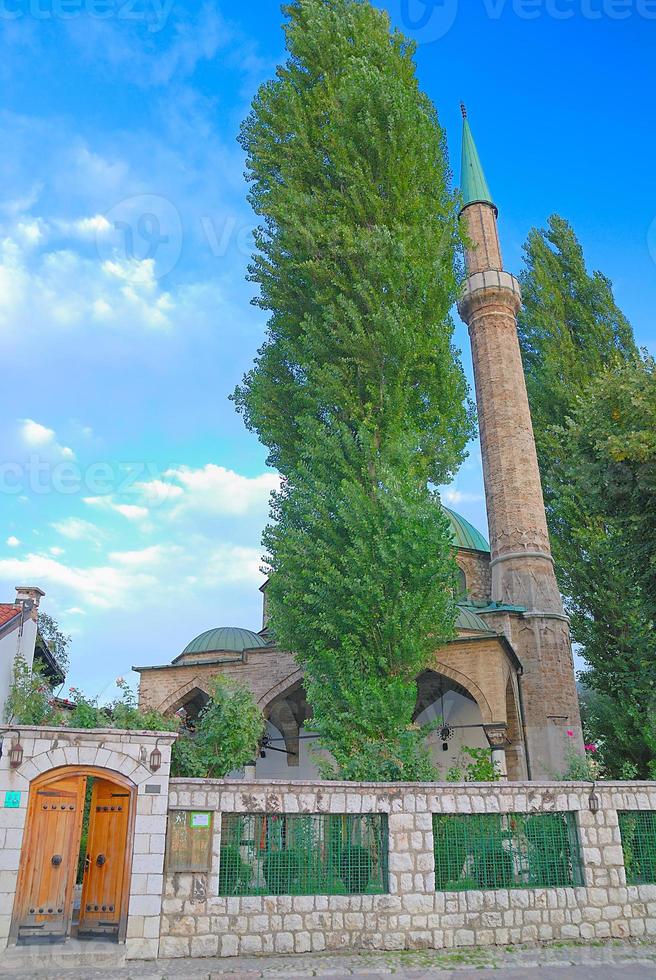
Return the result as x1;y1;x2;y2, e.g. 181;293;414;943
457;566;467;597
218;813;389;897
433;812;584;891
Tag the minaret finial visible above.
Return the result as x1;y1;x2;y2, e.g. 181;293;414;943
460;108;495;214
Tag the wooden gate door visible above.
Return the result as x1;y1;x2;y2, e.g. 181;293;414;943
78;777;132;940
13;774;86;944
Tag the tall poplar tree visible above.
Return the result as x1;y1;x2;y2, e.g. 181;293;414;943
234;0;474;780
518;215;655;776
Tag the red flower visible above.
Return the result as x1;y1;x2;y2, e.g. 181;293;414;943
585;744;597;753
567;730;574;737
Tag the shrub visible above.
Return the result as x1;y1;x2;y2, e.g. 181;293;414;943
263;850;300;895
219;845;252;896
470;837;514;890
339;845;372;894
4;658;63;726
524;814;571;887
433;817;467;890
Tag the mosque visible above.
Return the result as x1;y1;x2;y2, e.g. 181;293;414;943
136;111;584;781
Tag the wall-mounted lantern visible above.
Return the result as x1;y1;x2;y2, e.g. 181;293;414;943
149;740;162;773
589;782;601;813
0;730;24;769
8;733;24;769
9;738;24;769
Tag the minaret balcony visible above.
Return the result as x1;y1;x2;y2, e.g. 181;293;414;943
457;269;522;320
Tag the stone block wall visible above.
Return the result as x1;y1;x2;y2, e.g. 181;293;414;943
161;779;656;959
0;726;174;960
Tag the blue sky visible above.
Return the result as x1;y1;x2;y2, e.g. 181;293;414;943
0;0;654;699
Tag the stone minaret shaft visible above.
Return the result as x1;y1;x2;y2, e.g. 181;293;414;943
457;108;583;776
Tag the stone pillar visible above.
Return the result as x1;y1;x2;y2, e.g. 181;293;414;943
458;201;583;777
484;725;508;781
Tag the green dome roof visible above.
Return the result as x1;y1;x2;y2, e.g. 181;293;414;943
182;626;270;656
456;604;494;633
443;506;490;553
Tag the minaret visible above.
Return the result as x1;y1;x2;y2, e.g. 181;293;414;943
457;106;583;776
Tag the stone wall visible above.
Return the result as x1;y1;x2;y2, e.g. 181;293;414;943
161;778;656;959
0;726;174;960
457;550;491;605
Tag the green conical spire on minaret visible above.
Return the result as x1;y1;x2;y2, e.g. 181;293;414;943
460;104;496;213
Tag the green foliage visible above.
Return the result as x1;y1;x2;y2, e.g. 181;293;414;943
176;676;265;779
38;613;71;675
339;844;372;894
523;814;572;887
555;735;603;782
4;657;64;726
67;687;109;729
471;835;514;890
263;850;301;895
619;811;656;885
8;662;261;780
446;746;501;783
518;215;655;778
170;732;207;779
234;0;473;780
109;679;178;733
518;215;637;443
219;845;252;896
433;812;581;892
432;816;467;889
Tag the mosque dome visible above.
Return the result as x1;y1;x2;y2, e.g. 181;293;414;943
443;506;490;553
181;626;270;656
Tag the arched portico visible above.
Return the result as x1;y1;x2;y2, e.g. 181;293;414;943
259;675;312;771
156;677;211;720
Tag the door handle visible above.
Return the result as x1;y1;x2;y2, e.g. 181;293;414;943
96;854;106;867
51;855;62;867
84;854;91;874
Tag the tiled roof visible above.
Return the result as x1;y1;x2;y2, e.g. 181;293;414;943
0;604;20;629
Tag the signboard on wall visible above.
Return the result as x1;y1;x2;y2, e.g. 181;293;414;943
165;810;213;872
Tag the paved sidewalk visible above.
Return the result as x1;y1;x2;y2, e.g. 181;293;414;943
1;940;656;979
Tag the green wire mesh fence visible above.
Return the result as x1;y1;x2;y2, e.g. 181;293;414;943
618;811;656;884
219;813;389;897
433;812;584;891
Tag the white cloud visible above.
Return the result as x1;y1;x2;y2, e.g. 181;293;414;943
442;488;484;506
0;235;177;337
141;464;279;518
16;219;45;244
135;478;184;506
51;517;103;542
20;418;55;448
203;545;264;585
83;497;149;521
0;551;157;610
49;546;65;556
6;536;20;547
108;545;172;567
19;418;75;460
74;215;111;235
0;538;264;612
